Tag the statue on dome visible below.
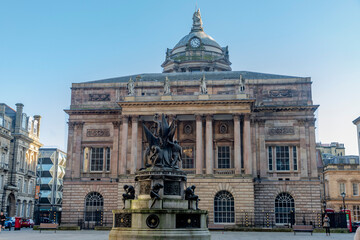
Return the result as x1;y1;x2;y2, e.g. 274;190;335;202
192;9;203;31
143;114;182;169
163;76;171;95
200;74;208;95
127;77;135;96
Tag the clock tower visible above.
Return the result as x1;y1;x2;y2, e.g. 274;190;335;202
161;9;232;73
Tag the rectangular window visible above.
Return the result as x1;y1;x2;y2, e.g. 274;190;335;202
276;146;290;171
218;146;230;169
354;206;360;222
340;183;346;195
354;183;359;196
90;148;104;172
293;146;297;171
268;146;273;171
105;147;111;172
182;146;195;169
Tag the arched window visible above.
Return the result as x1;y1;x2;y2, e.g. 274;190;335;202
275;192;295;224
214;190;235;223
84;192;103;221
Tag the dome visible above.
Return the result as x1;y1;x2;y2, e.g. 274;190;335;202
161;9;231;73
173;31;222;50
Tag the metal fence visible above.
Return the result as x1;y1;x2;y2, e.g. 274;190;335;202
41;210;347;229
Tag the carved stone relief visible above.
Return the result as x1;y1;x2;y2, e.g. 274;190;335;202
89;94;110;101
86;129;110;137
268;127;295;135
268;89;292;98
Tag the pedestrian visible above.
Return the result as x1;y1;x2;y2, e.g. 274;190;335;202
323;214;331;236
355;226;360;240
0;210;5;232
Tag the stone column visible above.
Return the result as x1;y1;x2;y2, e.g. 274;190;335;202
233;114;241;174
120;115;129;175
243;114;252;175
257;120;266;177
195;114;204;175
73;122;84;179
130;116;138;174
299;120;308;178
65;122;75;179
308;119;318;178
111;121;121;178
205;115;213;175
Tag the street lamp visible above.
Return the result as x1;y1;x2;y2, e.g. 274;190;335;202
341;192;346;211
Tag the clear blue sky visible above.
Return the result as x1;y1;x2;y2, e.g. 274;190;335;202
1;0;359;154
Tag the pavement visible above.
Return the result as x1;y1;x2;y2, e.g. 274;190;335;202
0;228;355;240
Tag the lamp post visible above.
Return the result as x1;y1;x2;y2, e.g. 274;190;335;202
341;192;346;211
323;200;327;213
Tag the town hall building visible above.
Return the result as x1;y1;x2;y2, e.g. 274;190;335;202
62;10;321;227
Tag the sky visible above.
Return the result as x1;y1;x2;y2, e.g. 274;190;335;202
0;0;359;155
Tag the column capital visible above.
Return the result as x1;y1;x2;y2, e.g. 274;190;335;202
254;119;266;127
68;121;84;130
243;114;251;121
205;114;213;121
131;115;139;122
121;115;129;123
112;121;121;129
233;114;241;121
195;114;203;121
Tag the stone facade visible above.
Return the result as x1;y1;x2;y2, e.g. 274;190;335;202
62;10;321;227
0;103;42;218
323;156;360;221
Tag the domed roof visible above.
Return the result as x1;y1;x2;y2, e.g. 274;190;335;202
173;31;221;50
173;9;221;50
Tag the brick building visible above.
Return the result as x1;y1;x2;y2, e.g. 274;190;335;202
62;10;321;227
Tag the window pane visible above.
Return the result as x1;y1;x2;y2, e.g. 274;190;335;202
85;192;103;221
293;146;297;171
275;193;295;224
354;183;359;196
268;147;273;171
218;146;230;169
214;191;234;223
105;148;111;172
276;146;290;171
182;146;195;169
90;148;104;172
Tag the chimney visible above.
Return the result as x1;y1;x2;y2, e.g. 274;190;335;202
15;103;24;132
34;115;41;138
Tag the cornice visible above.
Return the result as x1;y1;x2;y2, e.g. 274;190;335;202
118;99;255;107
64;108;122;115
253;105;319;113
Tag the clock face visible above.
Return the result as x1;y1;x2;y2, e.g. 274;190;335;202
190;37;201;48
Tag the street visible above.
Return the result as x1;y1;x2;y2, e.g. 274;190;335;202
0;229;354;240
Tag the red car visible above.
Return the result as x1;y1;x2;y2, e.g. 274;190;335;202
21;219;34;228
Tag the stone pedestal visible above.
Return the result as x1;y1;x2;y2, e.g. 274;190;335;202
109;168;210;240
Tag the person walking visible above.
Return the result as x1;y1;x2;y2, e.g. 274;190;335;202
323;214;331;236
354;225;360;240
0;210;5;232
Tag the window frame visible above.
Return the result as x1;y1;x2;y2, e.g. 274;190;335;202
217;145;231;169
214;190;235;224
267;145;299;172
87;147;111;173
339;182;346;196
182;145;195;169
353;183;359;196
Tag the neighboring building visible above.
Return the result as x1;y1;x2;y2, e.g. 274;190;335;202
323;155;360;221
317;142;346;157
36;148;66;222
0;103;42;218
62;10;321;227
353;116;360;156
